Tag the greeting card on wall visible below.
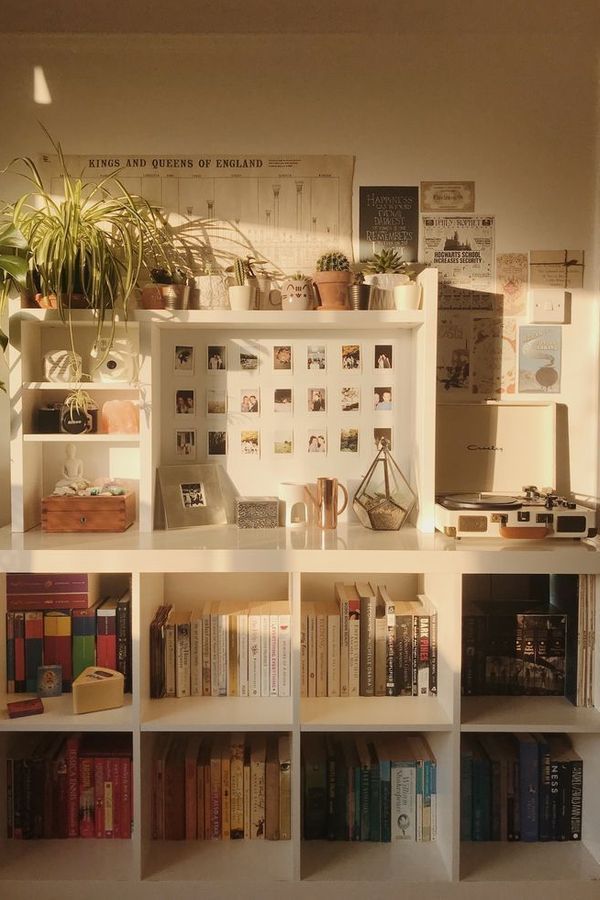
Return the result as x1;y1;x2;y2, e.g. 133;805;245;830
40;154;354;275
471;317;516;396
518;325;562;393
422;215;495;310
359;186;419;262
530;250;584;289
495;252;528;317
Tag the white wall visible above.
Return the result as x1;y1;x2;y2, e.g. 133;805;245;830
0;29;598;520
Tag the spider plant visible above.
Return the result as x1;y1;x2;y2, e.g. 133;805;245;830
0;217;28;390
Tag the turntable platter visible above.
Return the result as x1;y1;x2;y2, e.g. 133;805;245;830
437;493;523;511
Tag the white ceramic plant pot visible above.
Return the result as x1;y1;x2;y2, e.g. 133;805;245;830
228;285;253;311
393;282;421;310
364;273;409;310
194;274;229;310
280;278;311;311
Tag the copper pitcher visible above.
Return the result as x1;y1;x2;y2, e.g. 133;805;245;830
305;477;348;529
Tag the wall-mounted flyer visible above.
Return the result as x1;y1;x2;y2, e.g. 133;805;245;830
422;214;495;309
359;186;419;262
518;325;562;393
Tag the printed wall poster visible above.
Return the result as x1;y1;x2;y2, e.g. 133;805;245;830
518;325;562;393
40;154;354;275
359;186;419;262
471;317;516;396
530;250;584;289
422;215;495;309
420;181;475;212
437;312;471;395
495;252;528;317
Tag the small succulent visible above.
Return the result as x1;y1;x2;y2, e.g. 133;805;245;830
150;266;189;285
365;248;407;274
352;271;365;285
316;251;350;272
289;271;309;282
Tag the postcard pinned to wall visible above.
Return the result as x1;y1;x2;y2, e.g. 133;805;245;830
359;186;419;262
422;215;495;309
437;311;471;396
518;325;562;393
495;252;528;317
530;250;584;289
471;317;516;396
420;181;475;212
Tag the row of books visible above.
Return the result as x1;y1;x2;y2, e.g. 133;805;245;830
5;592;132;693
301;583;437;698
461;733;582;842
461;601;567;697
303;733;437;842
7;733;132;839
149;601;290;699
152;733;291;841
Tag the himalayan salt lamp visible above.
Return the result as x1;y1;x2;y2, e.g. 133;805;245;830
101;399;140;434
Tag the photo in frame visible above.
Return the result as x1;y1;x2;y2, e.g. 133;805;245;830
174;345;194;372
175;429;196;459
157;464;228;528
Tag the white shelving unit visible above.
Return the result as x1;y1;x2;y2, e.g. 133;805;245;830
2;270;600;898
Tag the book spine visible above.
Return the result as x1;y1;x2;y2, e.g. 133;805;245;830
488;758;501;842
79;756;95;838
368;758;382;842
190;618;202;696
315;613;327;698
431;762;438;842
119;757;132;839
385;605;396;696
300;613;308;697
303;756;327;840
472;757;491;841
202;613;211;696
265;741;280;841
374;611;386;696
164;624;176;697
218;615;228;696
210;614;220;697
116;597;131;693
228;614;238;697
248;614;261;697
348;617;360;697
94;757;105;838
417;615;430;696
196;753;205;840
203;754;211;840
7;573;89;593
279;737;291;842
21;758;33;840
429;611;438;695
359;596;376;696
461;615;476;695
71;608;96;680
538;738;552;841
7;593;91;611
230;738;245;839
395;614;413;696
250;755;265;839
66;735;80;838
260;614;270;698
96;611;117;670
12;758;23;839
243;755;251;839
24;611;43;693
278;614;291;697
238;614;249;697
391;763;416;840
210;752;221;839
185;749;198;840
327;614;340;697
380;759;391;842
14;612;25;693
307;612;316;698
269;614;279;696
460;750;473;840
6;758;13;838
110;757;122;838
44;613;73;691
339;594;349;697
221;749;231;840
6;612;15;693
569;759;583;840
519;740;539;842
414;759;423;841
422;760;432;842
176;622;191;698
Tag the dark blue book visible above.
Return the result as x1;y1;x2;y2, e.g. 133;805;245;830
517;734;539;841
367;740;382;842
379;754;392;843
460;742;474;840
535;734;552;841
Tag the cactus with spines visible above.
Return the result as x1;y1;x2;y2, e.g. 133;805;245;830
365;248;406;274
316;251;350;272
233;257;247;286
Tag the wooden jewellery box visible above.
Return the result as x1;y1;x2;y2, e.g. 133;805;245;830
41;492;136;533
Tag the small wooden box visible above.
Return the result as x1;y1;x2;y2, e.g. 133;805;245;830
41;492;136;533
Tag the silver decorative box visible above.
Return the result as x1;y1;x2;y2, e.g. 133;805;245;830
236;496;279;529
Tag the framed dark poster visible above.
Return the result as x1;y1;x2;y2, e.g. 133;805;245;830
359;186;419;262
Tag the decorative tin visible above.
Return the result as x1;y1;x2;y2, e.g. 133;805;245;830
37;664;63;697
236;496;279;529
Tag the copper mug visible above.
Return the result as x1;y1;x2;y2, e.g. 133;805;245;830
305;477;348;529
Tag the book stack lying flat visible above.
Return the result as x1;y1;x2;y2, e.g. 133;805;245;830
5;574;131;695
302;732;437;842
6;733;133;839
149;600;291;699
301;582;437;699
461;732;583;842
151;732;291;841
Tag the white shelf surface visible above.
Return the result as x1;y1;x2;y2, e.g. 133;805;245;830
23;433;139;443
1;524;598;574
0;693;134;731
141;696;292;731
301;840;450;882
460;841;600;882
461;695;600;732
23;382;139;391
142;838;293;882
301;696;452;731
0;837;135;881
135;308;425;330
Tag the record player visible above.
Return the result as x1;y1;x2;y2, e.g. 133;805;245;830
435;402;596;540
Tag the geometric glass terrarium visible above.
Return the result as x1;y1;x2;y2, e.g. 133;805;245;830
352;439;416;530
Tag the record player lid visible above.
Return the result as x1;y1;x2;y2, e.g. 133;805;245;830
436;402;556;496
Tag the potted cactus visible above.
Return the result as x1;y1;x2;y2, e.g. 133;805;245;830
280;272;312;311
313;251;352;311
364;248;419;310
227;257;255;310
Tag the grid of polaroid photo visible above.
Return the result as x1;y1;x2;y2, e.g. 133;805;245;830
170;338;397;461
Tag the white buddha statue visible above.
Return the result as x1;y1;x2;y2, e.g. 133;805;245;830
53;443;91;494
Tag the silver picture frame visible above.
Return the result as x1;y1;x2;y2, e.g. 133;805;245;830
157;464;228;529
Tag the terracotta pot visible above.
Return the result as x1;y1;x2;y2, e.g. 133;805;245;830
313;271;352;310
140;284;190;310
34;293;90;310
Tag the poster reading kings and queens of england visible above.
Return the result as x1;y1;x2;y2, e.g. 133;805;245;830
422;215;495;309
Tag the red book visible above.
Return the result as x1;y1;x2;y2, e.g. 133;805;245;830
96;599;118;670
7;697;44;718
43;611;73;690
14;611;26;692
109;757;122;839
8;593;94;611
52;740;69;838
119;757;132;839
79;756;95;838
7;573;91;593
66;734;82;838
94;757;106;838
24;611;44;693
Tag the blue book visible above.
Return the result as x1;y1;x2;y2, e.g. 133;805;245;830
469;738;491;841
517;734;539;842
534;733;552;841
379;756;392;843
